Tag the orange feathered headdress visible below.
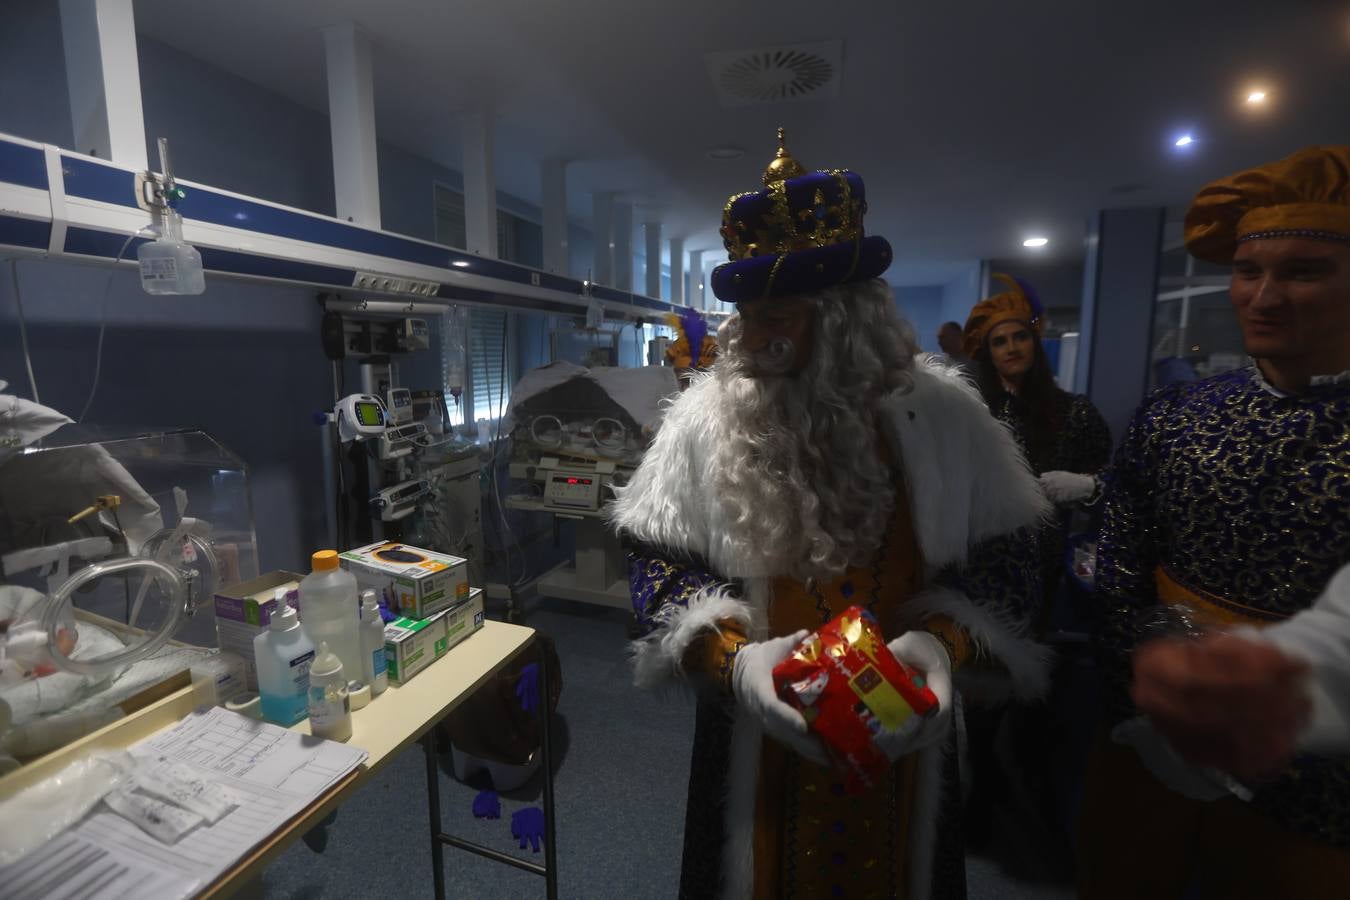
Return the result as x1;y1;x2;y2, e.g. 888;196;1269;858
663;308;719;370
1185;145;1350;264
962;273;1044;359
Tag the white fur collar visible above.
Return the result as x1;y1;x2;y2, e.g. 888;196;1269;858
609;356;1049;575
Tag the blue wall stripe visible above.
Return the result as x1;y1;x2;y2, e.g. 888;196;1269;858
17;140;678;315
60;156;137;208
63;226;353;287
196;246;357;288
62;227;152;260
0;214;52;250
0;140;48;191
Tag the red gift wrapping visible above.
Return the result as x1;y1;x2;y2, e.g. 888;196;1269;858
772;605;939;793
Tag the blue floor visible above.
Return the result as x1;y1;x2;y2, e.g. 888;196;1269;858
260;599;1075;899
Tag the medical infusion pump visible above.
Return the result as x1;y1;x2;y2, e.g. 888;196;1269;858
335;393;388;442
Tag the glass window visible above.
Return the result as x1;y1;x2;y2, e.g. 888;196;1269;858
1148;238;1245;391
469;307;511;426
434;184;466;249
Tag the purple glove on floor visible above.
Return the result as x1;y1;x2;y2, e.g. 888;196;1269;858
472;790;500;819
511;806;545;852
516;663;540;712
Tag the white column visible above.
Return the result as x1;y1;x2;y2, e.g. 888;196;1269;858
688;250;704;309
668;237;685;305
592;192;613;285
541;159;568;275
323;23;381;227
60;0;147;169
644;221;662;298
613;201;634;292
460;111;498;257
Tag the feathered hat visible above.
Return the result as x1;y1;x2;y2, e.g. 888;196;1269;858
962;273;1044;358
663;306;718;369
710;128;893;303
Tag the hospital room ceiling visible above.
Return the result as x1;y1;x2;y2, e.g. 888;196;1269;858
132;0;1350;279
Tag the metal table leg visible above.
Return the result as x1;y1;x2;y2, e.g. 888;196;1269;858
423;727;446;900
422;634;559;899
538;636;559;900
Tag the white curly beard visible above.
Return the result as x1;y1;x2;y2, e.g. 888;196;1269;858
709;279;920;584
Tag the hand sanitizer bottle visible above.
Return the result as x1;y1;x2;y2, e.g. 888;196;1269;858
253;597;314;726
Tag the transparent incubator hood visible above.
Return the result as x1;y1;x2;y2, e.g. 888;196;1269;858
0;425;259;765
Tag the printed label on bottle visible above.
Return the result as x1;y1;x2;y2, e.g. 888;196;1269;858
308;683;350;727
140;256;178;281
290;650;315;692
372;647;387;678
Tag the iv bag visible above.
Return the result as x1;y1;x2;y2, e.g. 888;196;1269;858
442;306;469;413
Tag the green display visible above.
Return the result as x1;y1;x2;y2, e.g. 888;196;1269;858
355;401;383;427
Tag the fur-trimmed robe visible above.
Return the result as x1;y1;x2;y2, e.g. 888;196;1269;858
610;357;1052;899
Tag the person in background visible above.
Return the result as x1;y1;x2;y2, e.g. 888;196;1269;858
664;306;719;390
611;132;1049;900
1079;145;1350;899
957;276;1112;877
937;320;973;374
962;274;1112;626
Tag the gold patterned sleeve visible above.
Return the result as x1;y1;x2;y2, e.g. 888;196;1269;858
681;619;750;694
918;614;974;670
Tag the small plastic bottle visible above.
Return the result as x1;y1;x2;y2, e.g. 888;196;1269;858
307;642;353;742
360;590;388;696
253;597;315;726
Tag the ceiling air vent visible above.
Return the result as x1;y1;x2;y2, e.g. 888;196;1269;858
706;41;842;107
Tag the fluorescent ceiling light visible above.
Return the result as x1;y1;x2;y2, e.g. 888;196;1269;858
1023;237;1049;248
452;261;470;268
1175;134;1194;147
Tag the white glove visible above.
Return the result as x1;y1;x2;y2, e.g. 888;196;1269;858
874;631;954;759
1257;565;1350;756
1039;470;1097;505
1111;717;1247;802
731;630;830;766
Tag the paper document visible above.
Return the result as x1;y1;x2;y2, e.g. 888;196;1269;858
0;706;367;900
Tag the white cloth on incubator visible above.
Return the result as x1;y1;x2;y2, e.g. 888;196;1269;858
502;361;678;437
0;392;164;555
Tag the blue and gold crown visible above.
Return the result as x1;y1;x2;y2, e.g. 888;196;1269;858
710;128;892;303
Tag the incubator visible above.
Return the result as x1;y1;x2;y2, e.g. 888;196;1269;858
0;420;258;765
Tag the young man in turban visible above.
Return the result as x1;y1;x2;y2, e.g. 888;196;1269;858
1080;145;1350;899
611;132;1051;899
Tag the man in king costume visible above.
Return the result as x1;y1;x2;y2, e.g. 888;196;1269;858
610;131;1052;899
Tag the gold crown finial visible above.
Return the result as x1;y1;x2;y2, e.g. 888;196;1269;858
762;126;807;186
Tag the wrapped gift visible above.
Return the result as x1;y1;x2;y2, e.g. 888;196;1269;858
773;605;939;792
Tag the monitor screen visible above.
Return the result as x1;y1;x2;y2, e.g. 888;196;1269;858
355;401;383;427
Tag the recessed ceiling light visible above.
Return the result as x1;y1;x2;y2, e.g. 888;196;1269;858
706;145;746;160
1246;89;1267;104
1175;134;1195;147
452;261;470;268
1023;237;1049;248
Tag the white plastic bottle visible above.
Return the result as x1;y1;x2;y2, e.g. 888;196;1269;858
307;642;352;742
298;550;364;682
360;591;388;697
253;596;315;726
